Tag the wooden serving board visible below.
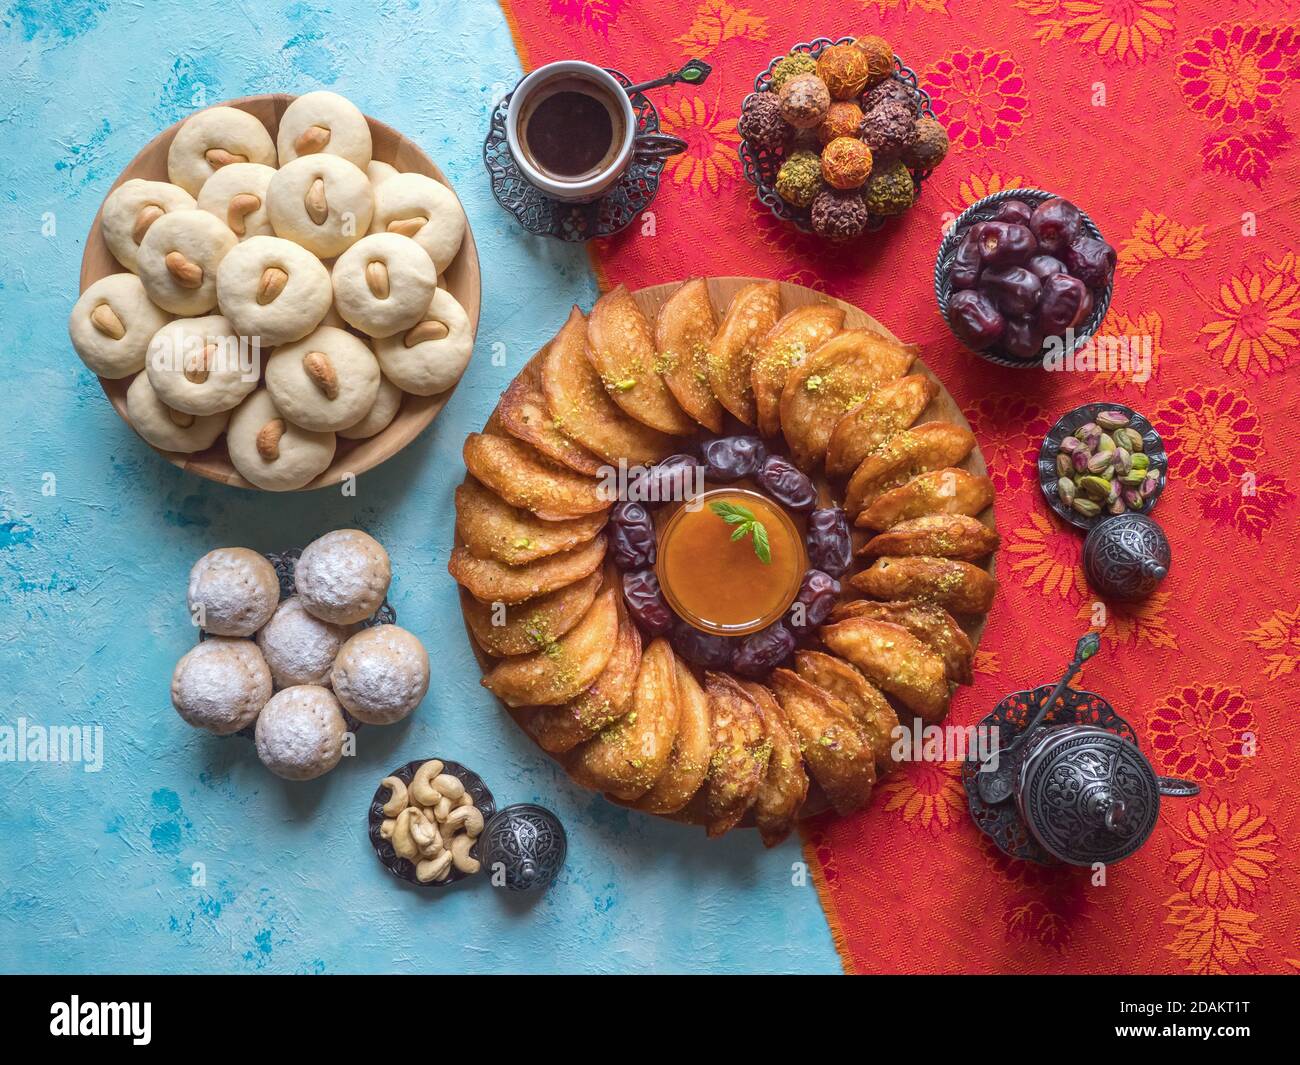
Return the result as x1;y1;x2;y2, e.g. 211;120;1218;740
77;93;482;492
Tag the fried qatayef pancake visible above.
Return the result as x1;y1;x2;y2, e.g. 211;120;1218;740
859;513;999;562
542;305;677;465
655;278;723;434
780;329;917;470
482;586;619;707
851;555;997;615
742;680;809;848
519;605;642;753
752;304;844;439
770;668;876;816
497;354;604;476
700;672;769;837
856;467;994;531
455;477;607;565
448;533;607;605
463;432;611;521
794;651;899;768
633;659;713;815
705;280;781;425
462;568;602;657
825;373;939;478
830;598;974;685
567;636;681;800
586;285;695;436
844;423;978;517
819;617;951;723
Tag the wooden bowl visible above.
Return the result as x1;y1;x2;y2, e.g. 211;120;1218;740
459;277;997;825
77;93;482;491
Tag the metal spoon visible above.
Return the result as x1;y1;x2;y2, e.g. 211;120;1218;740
977;631;1101;805
622;59;712;97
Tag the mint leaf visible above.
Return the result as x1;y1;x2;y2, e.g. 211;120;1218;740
709;501;771;564
710;500;756;524
751;521;771;564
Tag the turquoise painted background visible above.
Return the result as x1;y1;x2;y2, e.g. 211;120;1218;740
0;0;839;973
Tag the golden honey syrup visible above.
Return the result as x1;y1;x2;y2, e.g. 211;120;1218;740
657;488;806;636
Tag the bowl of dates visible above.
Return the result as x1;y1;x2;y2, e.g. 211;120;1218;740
934;189;1114;369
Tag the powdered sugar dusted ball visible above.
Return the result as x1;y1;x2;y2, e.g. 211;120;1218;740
171;637;272;735
330;624;429;725
188;548;281;636
256;596;348;688
294;529;391;624
254;684;347;780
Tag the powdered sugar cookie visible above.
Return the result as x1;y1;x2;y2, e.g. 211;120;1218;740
264;325;380;432
137;209;237;316
188;547;280;636
367;160;399;187
372;287;472;395
330;624;429;725
126;372;230;454
338;373;402;440
295;529;391;625
226;388;336;491
216;235;332;347
370;172;466;272
254;684;347;780
256;596;348;688
69;273;169;379
100;178;196;272
168;105;276;196
331;232;437;339
277;90;373;171
267;154;373;258
146;315;257;415
196;161;276;239
171;636;272;736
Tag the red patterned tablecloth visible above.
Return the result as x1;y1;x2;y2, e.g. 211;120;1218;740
498;0;1299;974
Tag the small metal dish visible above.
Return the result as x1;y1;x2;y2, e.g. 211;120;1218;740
933;188;1114;369
367;759;496;889
1038;402;1166;531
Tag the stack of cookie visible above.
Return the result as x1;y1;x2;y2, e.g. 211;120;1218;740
68;91;473;490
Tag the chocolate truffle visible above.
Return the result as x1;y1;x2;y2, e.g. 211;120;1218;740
862;78;917;115
816;43;872;100
853;34;895;86
859;98;918;160
862;159;916;217
774;150;825;208
770;52;817;92
779;74;831;130
738;91;793;152
817;100;864;145
820;136;873;190
811;189;870;241
904;114;950;170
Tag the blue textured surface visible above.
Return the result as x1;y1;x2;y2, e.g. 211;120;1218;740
0;0;839;973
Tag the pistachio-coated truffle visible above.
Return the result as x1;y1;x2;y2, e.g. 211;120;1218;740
853;34;895;86
811;189;870;241
816;43;872;100
820;136;873;190
858;98;918;160
770;52;818;92
738;91;793;152
904;114;949;170
775;150;825;208
862;159;915;216
778;74;831;130
817;100;864;145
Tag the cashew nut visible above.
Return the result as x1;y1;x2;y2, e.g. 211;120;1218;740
165;251;204;289
90;303;126;340
380;776;408;817
294;124;331;155
455;792;474;809
434;795;452;822
386;216;427;238
450;834;480;875
364;260;390;299
132;204;164;245
257;266;288;305
379;818;396;840
183;342;215;384
404;319;448;347
443;804;484;838
415;850;453;884
205;147;247;169
227;193;261;236
304;178;328;224
168;407;195;428
410;761;443;806
432;774;465;801
256;419;285;462
302;351;339;400
409;811;442;858
391;807;421;860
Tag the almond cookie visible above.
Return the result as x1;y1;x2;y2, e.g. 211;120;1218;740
370;172;466;272
171;636;272;736
330;624;429;725
125;372;230;454
254;684;347;780
188;547;281;636
264;325;380;431
226;388;337;491
295;529;391;625
216;235;332;347
100;178;196;272
256;596;348;688
146;315;257;415
338;373;402;440
276;90;373;171
331;232;437;338
137;208;238;315
195;161;276;239
167;105;277;196
267;154;373;258
372;287;472;395
69;273;170;379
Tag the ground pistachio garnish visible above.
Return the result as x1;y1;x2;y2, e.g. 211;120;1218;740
805;374;824;392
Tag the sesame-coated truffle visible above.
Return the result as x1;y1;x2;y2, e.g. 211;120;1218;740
858;98;918;160
775;150;825;208
853;35;895;86
738;91;793;151
778;74;831;130
904;114;950;170
770;52;818;92
820;136;874;190
811;189;871;241
862;159;916;216
817;100;864;145
816;43;872;100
